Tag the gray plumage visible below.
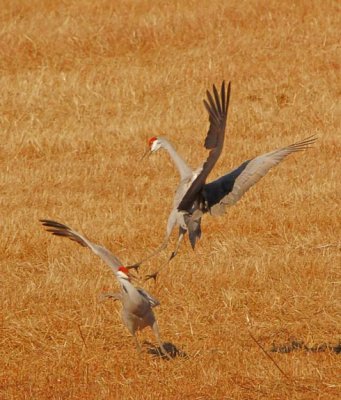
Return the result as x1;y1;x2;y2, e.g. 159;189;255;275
132;81;316;281
194;135;317;217
40;219;170;358
131;82;231;278
155;136;317;243
156;136;316;227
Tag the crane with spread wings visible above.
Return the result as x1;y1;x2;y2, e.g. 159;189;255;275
130;82;316;280
40;219;170;358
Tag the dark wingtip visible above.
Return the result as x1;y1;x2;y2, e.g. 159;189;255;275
40;219;52;225
40;219;70;230
290;135;318;152
225;81;231;114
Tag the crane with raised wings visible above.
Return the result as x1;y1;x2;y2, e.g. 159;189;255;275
131;82;316;280
40;219;171;358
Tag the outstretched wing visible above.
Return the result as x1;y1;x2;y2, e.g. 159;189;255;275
178;81;231;212
136;288;160;308
203;136;317;216
204;80;231;150
40;219;123;273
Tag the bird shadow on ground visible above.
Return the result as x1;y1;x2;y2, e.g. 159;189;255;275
270;339;341;354
144;341;188;360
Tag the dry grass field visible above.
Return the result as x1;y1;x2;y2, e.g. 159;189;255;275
0;0;340;399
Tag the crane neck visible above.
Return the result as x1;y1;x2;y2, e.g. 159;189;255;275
159;137;192;180
118;277;140;300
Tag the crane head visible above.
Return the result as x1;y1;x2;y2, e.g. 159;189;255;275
117;266;131;281
148;136;162;152
140;136;161;160
117;266;138;282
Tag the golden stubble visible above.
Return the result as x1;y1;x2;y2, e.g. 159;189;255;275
0;1;340;399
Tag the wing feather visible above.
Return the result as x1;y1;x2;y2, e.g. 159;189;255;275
205;89;220;123
213;84;222;115
204;136;317;216
178;81;231;212
204;81;230;150
40;219;123;273
136;288;160;308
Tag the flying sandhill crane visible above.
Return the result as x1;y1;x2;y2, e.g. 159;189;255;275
40;219;170;359
131;86;317;280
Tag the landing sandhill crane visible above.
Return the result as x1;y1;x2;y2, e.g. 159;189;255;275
142;134;317;280
130;81;231;278
132;85;317;280
40;219;170;359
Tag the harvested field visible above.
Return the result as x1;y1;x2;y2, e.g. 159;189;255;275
0;1;340;399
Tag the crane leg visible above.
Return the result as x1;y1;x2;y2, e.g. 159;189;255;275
133;334;142;353
152;321;171;360
145;229;185;281
169;228;185;261
127;236;170;271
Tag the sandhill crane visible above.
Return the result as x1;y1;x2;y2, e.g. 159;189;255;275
129;81;231;278
40;219;170;359
142;135;317;280
131;86;317;280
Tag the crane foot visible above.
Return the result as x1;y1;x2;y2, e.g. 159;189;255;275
145;272;158;282
127;263;140;273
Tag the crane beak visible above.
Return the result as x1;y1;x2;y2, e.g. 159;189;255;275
140;147;152;161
